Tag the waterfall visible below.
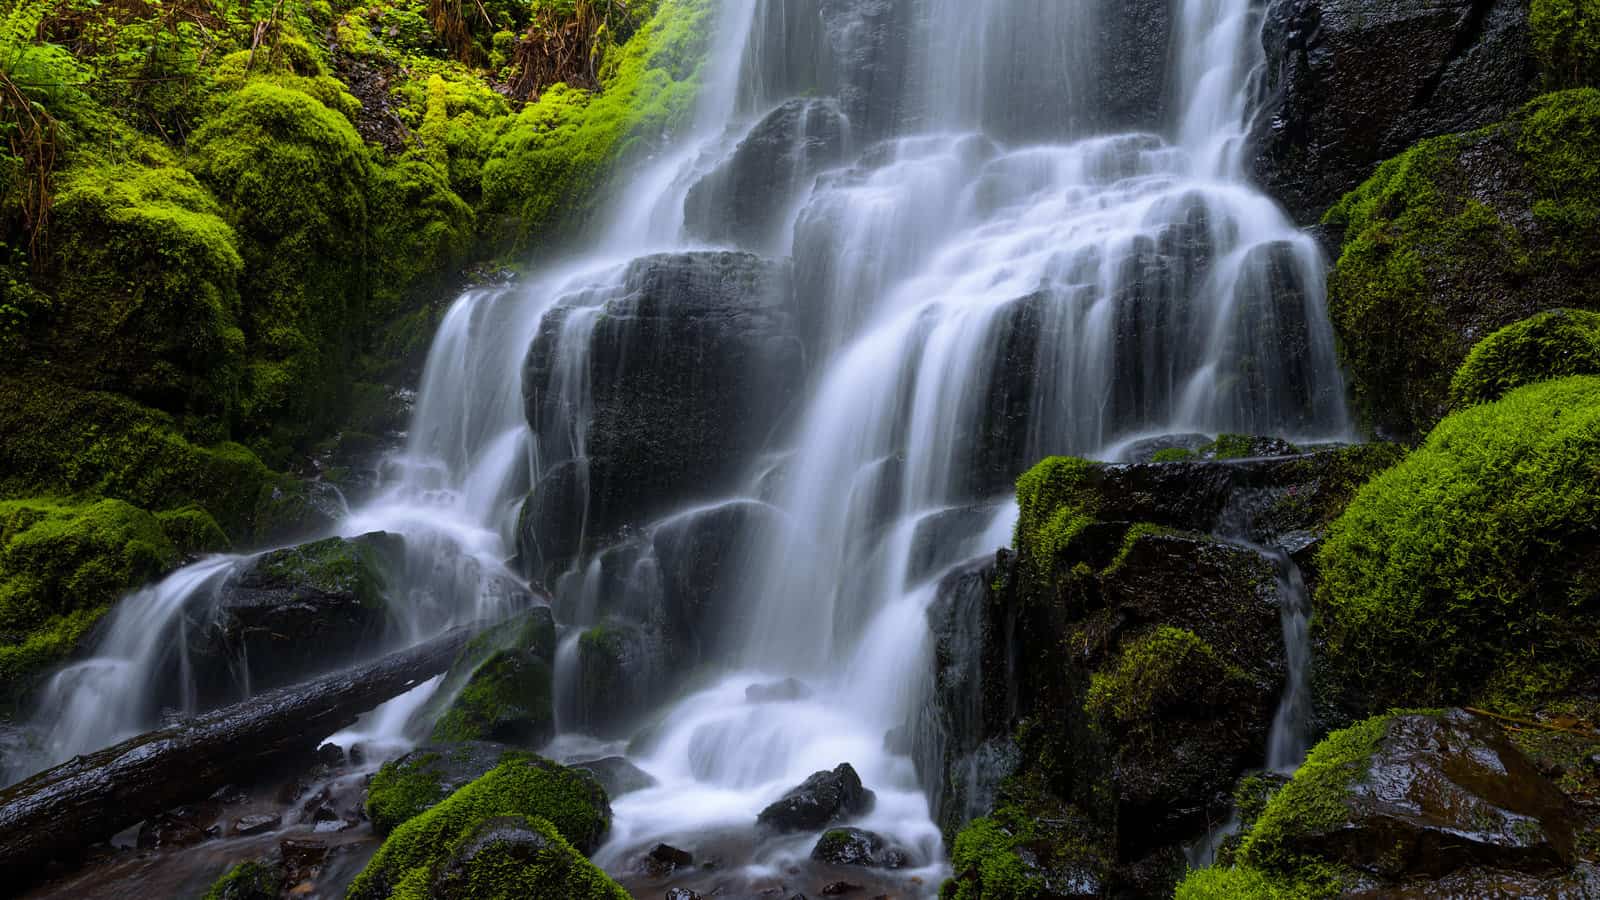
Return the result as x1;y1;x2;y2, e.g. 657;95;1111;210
13;0;1350;893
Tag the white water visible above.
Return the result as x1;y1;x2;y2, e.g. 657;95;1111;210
15;0;1351;892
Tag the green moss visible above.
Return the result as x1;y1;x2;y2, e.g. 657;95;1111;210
155;507;230;557
1012;456;1099;582
368;751;449;835
1151;447;1196;463
941;802;1107;900
429;649;554;743
1316;377;1600;709
1084;626;1251;730
202;859;283;900
1450;308;1600;407
481;0;714;248
396;813;629;900
1174;864;1334;900
348;755;612;900
1532;0;1600;88
253;535;394;608
0;498;180;687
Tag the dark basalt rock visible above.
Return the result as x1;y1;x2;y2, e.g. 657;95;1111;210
138;803;217;849
664;889;703;900
521;252;805;580
757;763;875;833
686;99;849;251
810;827;907;868
643;842;693;876
185;532;404;709
1291;710;1577;881
232;813;281;836
568;619;671;739
571;756;658;798
1253;0;1536;223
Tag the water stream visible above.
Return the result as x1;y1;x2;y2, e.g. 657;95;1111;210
13;0;1351;893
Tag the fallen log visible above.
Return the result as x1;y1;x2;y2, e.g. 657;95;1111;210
0;624;477;885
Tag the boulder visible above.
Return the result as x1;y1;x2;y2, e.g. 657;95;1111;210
810;827;908;868
420;609;558;745
1253;0;1536;223
186;532;403;708
643;842;693;876
686;99;849;251
428;815;630;899
567;620;671;738
365;741;523;835
521;252;805;578
756;763;875;832
571;756;657;798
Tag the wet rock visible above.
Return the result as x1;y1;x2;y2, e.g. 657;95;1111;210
279;838;329;884
1276;710;1577;880
746;677;812;703
571;756;658;798
664;889;703;900
1113;433;1212;464
644;842;693;876
201;859;283;900
569;619;672;738
138;803;216;849
905;504;1005;585
686;98;849;251
186;532;404;708
1254;0;1535;223
820;882;862;896
521;252;805;578
413;608;557;745
757;763;875;832
232;813;281;836
810;827;907;868
429;815;625;898
314;742;346;768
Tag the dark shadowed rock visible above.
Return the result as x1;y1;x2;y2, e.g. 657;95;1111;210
686;99;849;250
643;842;693;876
1253;0;1535;223
572;756;658;798
521;253;804;580
757;763;875;832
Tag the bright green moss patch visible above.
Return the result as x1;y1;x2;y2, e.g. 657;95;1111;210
252;535;395;609
1316;377;1600;709
394;814;629;900
1084;626;1250;730
202;859;283;900
0;498;180;686
429;649;554;744
368;751;448;835
1174;864;1334;900
1532;0;1600;88
348;755;612;900
1013;456;1099;582
941;801;1108;900
1450;309;1600;407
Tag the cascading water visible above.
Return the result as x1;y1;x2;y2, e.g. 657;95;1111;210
11;0;1352;893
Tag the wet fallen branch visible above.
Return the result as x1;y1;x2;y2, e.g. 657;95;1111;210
0;624;477;886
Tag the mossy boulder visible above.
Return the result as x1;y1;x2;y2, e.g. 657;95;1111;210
0;498;183;691
1533;0;1600;88
1184;709;1582;897
941;794;1111;900
1324;89;1600;439
202;859;284;900
423;608;558;745
1316;376;1600;714
1449;308;1600;407
423;814;629;900
348;754;612;899
367;741;528;835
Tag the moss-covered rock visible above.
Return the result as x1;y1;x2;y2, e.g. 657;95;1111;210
1085;626;1254;730
367;741;534;835
421;814;629;900
1449;308;1600;407
941;793;1112;900
411;608;558;744
1533;0;1600;88
201;859;284;900
348;754;612;899
0;498;182;690
1325;89;1600;438
1316;376;1600;713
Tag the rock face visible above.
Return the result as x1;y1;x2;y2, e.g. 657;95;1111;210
1253;0;1536;223
757;763;876;832
520;252;804;579
186;532;403;708
686;99;850;251
570;757;657;798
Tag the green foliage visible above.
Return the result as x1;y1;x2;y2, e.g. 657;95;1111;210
1532;0;1600;88
1316;377;1600;711
0;497;179;686
202;859;283;900
1450;308;1600;407
1012;456;1098;582
481;0;714;247
349;755;613;900
1084;626;1250;730
187;80;371;459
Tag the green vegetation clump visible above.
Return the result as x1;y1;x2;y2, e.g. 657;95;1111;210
201;859;283;900
1532;0;1600;88
349;755;613;900
1316;377;1600;711
1084;626;1251;730
367;751;448;835
429;649;554;743
252;535;395;608
1174;864;1333;900
411;813;629;900
1325;89;1600;437
940;801;1107;900
1450;308;1600;407
0;498;179;686
1012;456;1098;581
